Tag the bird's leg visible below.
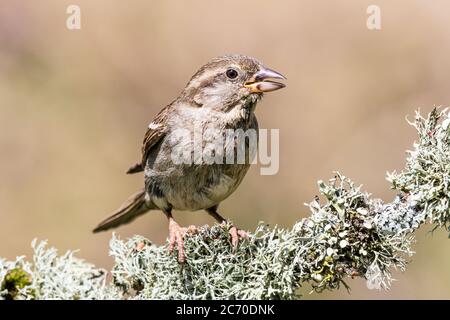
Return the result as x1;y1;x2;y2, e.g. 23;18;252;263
206;206;248;249
164;209;192;263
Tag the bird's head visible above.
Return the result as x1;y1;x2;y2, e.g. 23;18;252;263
180;54;286;111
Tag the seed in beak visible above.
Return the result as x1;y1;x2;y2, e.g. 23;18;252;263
244;68;286;93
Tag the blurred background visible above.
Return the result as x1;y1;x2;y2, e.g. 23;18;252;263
0;0;449;299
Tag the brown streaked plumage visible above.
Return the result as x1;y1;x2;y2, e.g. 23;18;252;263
94;54;286;263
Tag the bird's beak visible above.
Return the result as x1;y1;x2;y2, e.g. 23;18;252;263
244;68;286;93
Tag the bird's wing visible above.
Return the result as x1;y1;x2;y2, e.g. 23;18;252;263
126;105;171;174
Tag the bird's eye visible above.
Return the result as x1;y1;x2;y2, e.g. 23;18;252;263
226;68;239;79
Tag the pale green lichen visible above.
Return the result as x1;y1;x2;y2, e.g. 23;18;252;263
0;240;121;300
388;108;450;233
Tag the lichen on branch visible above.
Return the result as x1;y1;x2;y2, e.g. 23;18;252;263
1;108;449;300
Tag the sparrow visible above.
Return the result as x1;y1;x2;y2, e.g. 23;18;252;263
93;54;286;262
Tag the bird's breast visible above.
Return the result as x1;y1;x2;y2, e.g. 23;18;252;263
144;105;258;211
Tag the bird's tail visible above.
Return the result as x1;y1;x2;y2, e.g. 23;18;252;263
93;189;153;233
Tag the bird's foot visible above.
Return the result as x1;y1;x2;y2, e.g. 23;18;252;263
228;225;248;249
168;221;197;263
168;220;186;263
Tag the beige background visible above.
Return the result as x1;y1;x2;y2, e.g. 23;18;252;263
0;1;449;299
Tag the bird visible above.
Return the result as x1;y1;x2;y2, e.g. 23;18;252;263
93;54;286;262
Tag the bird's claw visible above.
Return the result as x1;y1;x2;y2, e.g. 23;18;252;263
168;221;197;263
228;225;248;249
